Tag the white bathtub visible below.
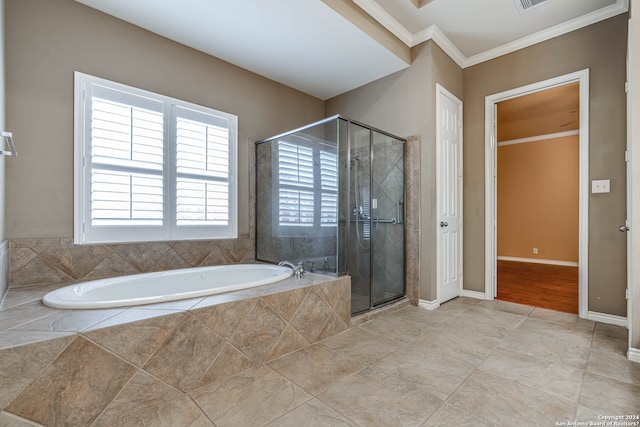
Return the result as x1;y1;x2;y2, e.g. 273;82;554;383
42;264;293;309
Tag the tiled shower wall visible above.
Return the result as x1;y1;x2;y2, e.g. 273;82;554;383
8;238;255;289
0;241;8;298
405;136;420;305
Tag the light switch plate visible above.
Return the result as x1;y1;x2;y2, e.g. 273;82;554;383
592;179;610;194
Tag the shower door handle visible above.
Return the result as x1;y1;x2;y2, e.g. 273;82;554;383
440;221;448;228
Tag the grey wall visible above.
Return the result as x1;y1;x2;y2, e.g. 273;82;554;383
5;0;324;239
326;41;463;301
0;0;6;300
463;14;629;316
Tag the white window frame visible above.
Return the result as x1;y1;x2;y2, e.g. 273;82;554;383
74;72;238;244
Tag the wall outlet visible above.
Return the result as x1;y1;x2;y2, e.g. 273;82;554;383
533;248;538;255
591;179;610;193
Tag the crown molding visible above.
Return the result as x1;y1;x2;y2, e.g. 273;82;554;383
353;0;629;69
416;25;467;67
352;0;413;45
464;0;630;67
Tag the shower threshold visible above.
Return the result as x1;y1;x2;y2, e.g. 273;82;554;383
351;296;410;326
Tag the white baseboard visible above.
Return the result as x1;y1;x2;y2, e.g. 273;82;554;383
497;256;578;267
628;348;640;363
419;299;440;310
461;290;487;300
587;311;628;328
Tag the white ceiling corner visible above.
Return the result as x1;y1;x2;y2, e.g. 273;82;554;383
354;0;629;68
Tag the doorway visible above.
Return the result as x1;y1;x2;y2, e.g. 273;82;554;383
496;83;580;313
485;70;589;318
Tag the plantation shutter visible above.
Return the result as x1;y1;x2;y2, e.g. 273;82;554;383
76;72;238;244
320;149;338;226
90;86;164;227
175;106;232;228
278;141;314;226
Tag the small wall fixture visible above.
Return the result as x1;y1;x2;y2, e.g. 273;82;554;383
0;131;17;157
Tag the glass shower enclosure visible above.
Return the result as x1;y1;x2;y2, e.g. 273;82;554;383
255;115;405;315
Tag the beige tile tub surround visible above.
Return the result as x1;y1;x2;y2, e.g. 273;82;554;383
0;274;350;426
8;237;255;289
1;295;639;426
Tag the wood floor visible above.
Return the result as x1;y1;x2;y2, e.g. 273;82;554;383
497;260;578;314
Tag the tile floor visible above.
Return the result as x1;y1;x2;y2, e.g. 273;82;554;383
199;297;638;427
2;296;639;426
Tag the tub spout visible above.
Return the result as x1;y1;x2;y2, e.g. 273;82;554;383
278;261;305;278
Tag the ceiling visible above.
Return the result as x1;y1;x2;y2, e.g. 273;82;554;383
497;82;580;141
75;0;628;100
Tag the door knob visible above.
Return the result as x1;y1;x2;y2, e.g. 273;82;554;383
440;221;448;227
619;225;629;232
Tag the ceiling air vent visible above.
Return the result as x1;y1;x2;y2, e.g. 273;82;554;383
514;0;549;13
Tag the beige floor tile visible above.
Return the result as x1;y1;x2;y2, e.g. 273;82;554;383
421;402;496;427
516;318;594;347
361;312;432;343
432;299;475;315
575;405;607;423
410;327;493;365
499;328;591;369
318;368;443;426
592;322;628;354
478;347;585;402
529;308;595;331
579;372;640;414
0;411;42;427
267;399;358;427
92;371;213;427
476;299;535;316
268;344;364;395
439;317;512;352
459;306;526;330
587;347;640;386
190;366;311;427
319;326;399;365
373;343;477;400
447;371;576;427
393;306;461;328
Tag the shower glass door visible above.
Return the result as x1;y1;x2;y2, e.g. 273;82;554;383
347;124;405;315
349;123;372;314
372;131;405;305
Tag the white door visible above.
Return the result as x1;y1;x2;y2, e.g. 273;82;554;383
436;84;463;303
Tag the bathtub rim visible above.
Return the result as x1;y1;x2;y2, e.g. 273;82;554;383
42;263;293;310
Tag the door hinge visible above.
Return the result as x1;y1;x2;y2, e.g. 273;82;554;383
626;288;630;300
625;150;630;162
625;82;629;93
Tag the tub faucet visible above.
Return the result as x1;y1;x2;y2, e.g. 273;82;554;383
278;261;305;278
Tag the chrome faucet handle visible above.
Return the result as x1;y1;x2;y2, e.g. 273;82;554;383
296;261;305;278
278;260;304;278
